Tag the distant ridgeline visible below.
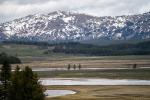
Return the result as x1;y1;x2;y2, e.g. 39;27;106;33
0;52;21;64
1;40;150;56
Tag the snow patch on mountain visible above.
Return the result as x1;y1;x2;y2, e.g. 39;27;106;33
0;11;150;41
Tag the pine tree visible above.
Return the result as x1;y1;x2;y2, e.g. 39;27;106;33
9;66;45;100
8;66;22;100
73;64;76;70
0;60;11;100
67;64;71;70
0;84;5;100
78;64;81;70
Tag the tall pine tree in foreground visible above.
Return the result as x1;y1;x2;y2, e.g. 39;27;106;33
0;59;11;100
8;66;22;100
9;66;45;100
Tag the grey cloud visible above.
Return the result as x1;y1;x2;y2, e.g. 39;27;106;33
0;0;150;23
0;0;51;4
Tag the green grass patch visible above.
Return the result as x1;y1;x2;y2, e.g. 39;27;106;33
36;69;150;80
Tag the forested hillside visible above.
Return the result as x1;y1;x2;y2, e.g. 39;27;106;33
1;40;150;56
52;41;150;56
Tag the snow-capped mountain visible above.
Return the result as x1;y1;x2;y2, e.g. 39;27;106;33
0;11;150;42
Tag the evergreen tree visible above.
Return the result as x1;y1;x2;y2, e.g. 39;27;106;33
8;66;22;100
73;64;76;70
67;64;71;70
133;64;137;69
78;64;81;70
9;66;45;100
0;84;5;100
0;60;11;100
0;52;21;64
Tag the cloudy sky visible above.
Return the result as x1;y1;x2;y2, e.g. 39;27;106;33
0;0;150;23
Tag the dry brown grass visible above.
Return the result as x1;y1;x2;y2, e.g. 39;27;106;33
45;86;150;100
10;59;150;69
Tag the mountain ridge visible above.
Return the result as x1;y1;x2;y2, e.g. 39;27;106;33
0;11;150;42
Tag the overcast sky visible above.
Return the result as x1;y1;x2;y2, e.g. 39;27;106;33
0;0;150;23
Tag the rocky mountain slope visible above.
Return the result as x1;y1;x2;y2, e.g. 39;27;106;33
0;11;150;42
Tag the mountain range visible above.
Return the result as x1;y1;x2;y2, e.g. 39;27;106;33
0;11;150;42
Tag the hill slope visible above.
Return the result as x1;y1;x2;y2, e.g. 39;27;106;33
0;11;150;42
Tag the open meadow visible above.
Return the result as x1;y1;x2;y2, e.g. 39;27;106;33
0;43;150;100
45;86;150;100
13;55;150;69
1;43;150;68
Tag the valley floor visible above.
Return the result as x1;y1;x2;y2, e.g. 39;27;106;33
37;68;150;80
5;55;150;100
45;86;150;100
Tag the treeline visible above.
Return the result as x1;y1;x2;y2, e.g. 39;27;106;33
2;40;50;46
0;52;21;64
1;40;150;56
52;41;150;56
0;59;45;100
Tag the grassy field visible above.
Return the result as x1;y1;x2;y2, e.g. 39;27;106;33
1;43;150;69
1;43;150;80
36;69;150;80
10;58;150;70
10;55;150;69
1;43;150;100
45;86;150;100
0;43;83;57
19;55;150;63
1;43;150;59
0;43;47;56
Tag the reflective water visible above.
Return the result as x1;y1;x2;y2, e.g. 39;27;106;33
40;78;150;85
44;90;76;97
32;67;150;71
32;68;129;71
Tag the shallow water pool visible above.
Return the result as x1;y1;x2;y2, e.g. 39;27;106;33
44;90;76;97
40;78;150;85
